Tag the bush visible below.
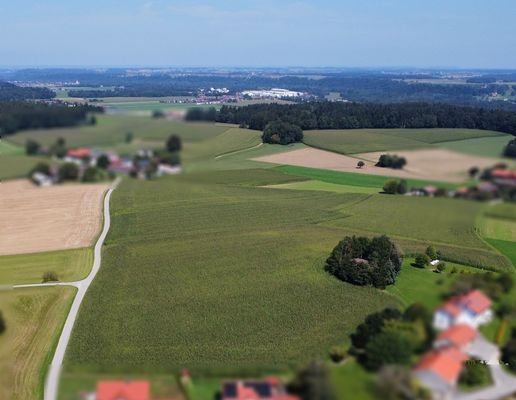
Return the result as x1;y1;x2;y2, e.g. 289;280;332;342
166;134;182;153
29;162;51;177
152;110;165;118
413;254;430;268
96;154;110;170
376;154;407;169
375;366;431;400
25;139;41;155
383;179;408;194
504;138;516;158
58;162;80;181
325;235;403;288
262;120;303;145
0;311;5;335
459;360;491;387
357;161;365;169
82;166;108;182
289;360;335;400
125;131;134;143
436;262;447;273
425;245;438;260
329;345;347;363
42;271;59;282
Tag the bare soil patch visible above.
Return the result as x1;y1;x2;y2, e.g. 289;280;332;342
0;180;109;255
254;147;498;182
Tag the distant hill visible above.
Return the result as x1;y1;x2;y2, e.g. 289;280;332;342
0;81;55;101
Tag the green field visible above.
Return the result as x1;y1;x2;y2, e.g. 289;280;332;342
479;203;516;266
0;287;75;400
438;135;514;158
0;248;92;285
65;171;399;374
0;139;24;155
265;180;381;194
302;128;508;155
0;154;56;180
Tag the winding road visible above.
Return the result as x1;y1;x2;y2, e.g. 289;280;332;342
13;179;119;400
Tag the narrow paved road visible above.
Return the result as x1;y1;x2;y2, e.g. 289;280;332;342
13;179;119;400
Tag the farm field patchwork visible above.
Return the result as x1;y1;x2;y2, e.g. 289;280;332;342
0;247;92;285
0;286;76;400
0;180;108;255
437;135;515;158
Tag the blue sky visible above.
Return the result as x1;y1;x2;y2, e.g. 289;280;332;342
1;0;515;68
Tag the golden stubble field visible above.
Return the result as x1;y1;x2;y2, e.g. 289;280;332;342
0;180;109;256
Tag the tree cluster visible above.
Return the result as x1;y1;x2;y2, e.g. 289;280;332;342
383;179;408;195
214;102;516;134
184;107;217;122
261;121;303;145
450;271;514;301
350;305;433;371
502;329;516;373
376;154;407;169
0;101;101;135
504;138;516;158
325;235;403;288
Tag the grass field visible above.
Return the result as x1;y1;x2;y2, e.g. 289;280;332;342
479;203;516;267
0;286;75;400
0;248;92;285
302;128;506;155
65;171;399;374
0;154;56;180
265;180;381;194
439;135;514;158
0;139;24;155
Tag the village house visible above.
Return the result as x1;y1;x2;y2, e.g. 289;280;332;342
64;147;93;164
221;378;299;400
94;380;150;400
491;168;516;188
434;324;478;350
433;289;493;331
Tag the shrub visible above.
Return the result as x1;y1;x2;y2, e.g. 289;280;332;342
25;139;41;155
459;360;491;387
425;245;438;260
289;360;335;400
413;254;430;268
125;131;134;143
504;138;516;158
436;262;447;273
152;110;165;118
0;311;5;335
42;271;59;282
350;308;402;350
364;330;412;371
96;154;110;170
329;345;347;363
502;338;516;372
58;162;80;181
166;134;182;153
383;179;399;194
357;160;365;169
82;166;107;183
29;162;51;177
325;235;403;288
375;366;431;400
262;120;303;145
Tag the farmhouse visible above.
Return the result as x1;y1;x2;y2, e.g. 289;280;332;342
65;147;92;163
414;346;469;397
491;168;516;187
222;378;299;400
95;380;150;400
434;324;477;350
433;289;492;331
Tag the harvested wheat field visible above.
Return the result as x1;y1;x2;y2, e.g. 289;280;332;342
0;180;109;256
254;147;498;182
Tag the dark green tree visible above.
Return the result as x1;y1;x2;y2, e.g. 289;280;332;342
413;254;430;268
383;179;399;194
25;139;40;155
0;311;5;335
96;154;110;170
289;360;335;400
365;330;412;371
29;162;51;177
166;134;182;153
350;308;402;350
58;162;79;181
262;121;303;145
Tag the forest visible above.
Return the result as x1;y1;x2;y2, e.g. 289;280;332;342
0;102;101;135
208;102;516;135
0;81;55;101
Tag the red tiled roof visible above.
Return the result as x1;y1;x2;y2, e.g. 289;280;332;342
67;148;91;158
438;289;492;317
492;169;516;179
96;380;150;400
415;347;468;384
437;324;477;347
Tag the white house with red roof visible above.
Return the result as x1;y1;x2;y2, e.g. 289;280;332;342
433;289;493;331
434;324;478;351
95;380;150;400
221;378;299;400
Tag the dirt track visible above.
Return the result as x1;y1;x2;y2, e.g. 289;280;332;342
254;147;499;183
0;180;109;256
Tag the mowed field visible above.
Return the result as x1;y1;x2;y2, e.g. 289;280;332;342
0;180;108;255
254;147;493;182
0;286;76;400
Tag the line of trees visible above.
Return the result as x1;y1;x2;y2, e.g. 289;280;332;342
208;102;516;135
0;102;101;135
504;138;516;158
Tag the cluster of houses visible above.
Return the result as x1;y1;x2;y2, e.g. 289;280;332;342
81;377;298;400
407;168;516;202
414;289;496;399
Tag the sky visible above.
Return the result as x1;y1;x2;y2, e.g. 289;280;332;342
1;0;515;68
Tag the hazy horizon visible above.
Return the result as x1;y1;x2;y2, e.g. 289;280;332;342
1;0;516;69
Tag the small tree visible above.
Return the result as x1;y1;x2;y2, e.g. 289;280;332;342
425;246;438;260
436;262;446;273
383;179;399;194
125;131;134;143
152;110;165;118
29;162;51;177
26;139;41;155
375;366;431;400
96;154;110;170
459;360;491;387
357;160;365;169
329;345;347;363
0;311;5;335
42;271;59;282
58;162;79;181
289;360;335;400
413;254;430;268
502;338;516;372
469;166;480;178
166;134;182;153
397;179;408;194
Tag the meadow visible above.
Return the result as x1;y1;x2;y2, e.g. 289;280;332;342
0;286;75;400
0;248;92;285
0;154;56;180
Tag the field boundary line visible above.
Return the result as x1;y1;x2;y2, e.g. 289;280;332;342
214;142;263;159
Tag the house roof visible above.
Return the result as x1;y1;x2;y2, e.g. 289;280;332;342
67;148;91;158
492;169;516;179
437;324;477;347
96;380;150;400
438;289;492;317
415;347;468;385
222;380;299;400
